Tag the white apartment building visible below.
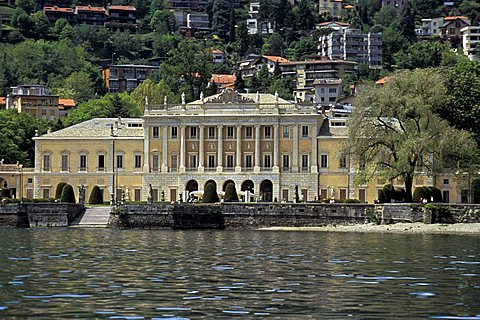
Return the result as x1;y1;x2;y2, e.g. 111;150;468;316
461;26;480;61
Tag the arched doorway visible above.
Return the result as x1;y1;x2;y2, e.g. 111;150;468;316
222;180;235;191
260;180;273;202
0;177;10;198
204;180;217;190
241;180;254;192
186;180;198;192
473;179;480;204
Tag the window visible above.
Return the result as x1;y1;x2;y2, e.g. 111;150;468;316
301;126;309;138
227;126;234;139
152;154;159;171
43;154;50;171
134;155;142;168
282;126;290;138
264;154;271;168
190;127;197;139
98;155;105;171
153;126;159;139
245;154;253;168
339;189;347;200
443;179;449;185
170;154;178;170
134;189;141;201
226;154;234;168
358;189;366;202
282;189;289;202
208;127;215;139
264;126;271;139
80;155;87;171
282;154;290;171
320;154;328;168
320;188;328;200
461;189;469;203
359;156;366;170
189;155;197;168
442;190;449;203
27;178;33;184
171;126;178;139
328;88;337;93
116;155;123;169
208;155;215;168
339;155;347;169
245;127;253;139
301;154;309;170
42;188;50;199
61;154;69;171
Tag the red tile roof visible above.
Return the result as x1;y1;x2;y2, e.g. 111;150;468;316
58;98;76;110
376;77;388;85
263;55;289;63
210;74;236;84
44;6;75;13
444;16;468;21
209;49;224;54
76;5;106;12
108;5;137;11
0;96;6;107
316;21;351;27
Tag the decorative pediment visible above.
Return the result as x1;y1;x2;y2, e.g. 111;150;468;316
206;89;256;104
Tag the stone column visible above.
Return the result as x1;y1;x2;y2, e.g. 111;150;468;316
254;125;261;173
180;125;186;173
33;140;40;198
273;125;279;172
235;125;242;172
311;125;318;173
217;125;223;172
161;126;168;172
108;138;114;196
293;125;299;172
198;125;204;172
143;124;150;173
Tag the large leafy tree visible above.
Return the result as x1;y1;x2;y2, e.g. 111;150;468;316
131;79;177;111
394;41;451;70
346;69;476;202
399;2;416;43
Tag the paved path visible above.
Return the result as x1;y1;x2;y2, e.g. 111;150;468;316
70;206;111;228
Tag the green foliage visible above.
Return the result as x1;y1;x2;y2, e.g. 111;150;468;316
55;182;67;199
394;41;451;70
211;0;235;41
413;186;443;202
286;36;317;60
88;185;104;205
223;182;239;202
150;10;176;35
373;6;398;30
202;182;219;203
399;2;416;43
382;26;409;68
426;204;454;223
51;71;97;103
60;184;76;203
131;79;177;111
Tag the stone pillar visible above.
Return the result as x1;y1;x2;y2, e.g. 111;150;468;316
143;124;150;173
198;125;204;172
161;126;168;172
108;138;114;196
217;125;223;172
293;125;299;172
311;125;318;173
254;125;261;173
33;140;40;198
235;125;242;172
273;125;279;172
180;125;186;173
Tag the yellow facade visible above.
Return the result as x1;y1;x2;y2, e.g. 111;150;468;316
22;90;479;204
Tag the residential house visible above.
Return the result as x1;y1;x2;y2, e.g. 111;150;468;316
44;6;76;24
440;16;471;45
58;98;76;117
107;5;136;31
209;49;225;63
75;5;107;26
10;85;60;120
381;0;405;13
419;17;445;36
319;0;344;19
314;79;343;105
186;12;209;30
461;25;480;61
209;74;236;92
315;21;350;32
237;55;289;78
103;65;159;93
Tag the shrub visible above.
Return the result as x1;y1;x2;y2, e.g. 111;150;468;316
223;182;239;202
426;204;454;223
202;182;219;203
55;182;67;199
344;198;360;203
60;184;76;203
1;188;11;198
413;186;442;203
88;185;103;204
378;184;405;203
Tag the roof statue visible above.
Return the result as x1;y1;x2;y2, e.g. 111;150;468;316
164;95;167;106
181;92;186;105
206;89;256;104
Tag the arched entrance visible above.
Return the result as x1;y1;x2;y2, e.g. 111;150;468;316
473;179;480;204
222;180;235;191
186;180;199;192
241;180;254;192
260;180;273;202
0;177;10;198
204;180;217;190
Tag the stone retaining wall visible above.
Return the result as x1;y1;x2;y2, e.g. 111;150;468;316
0;204;85;227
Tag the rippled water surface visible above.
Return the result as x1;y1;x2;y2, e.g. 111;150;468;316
0;229;479;319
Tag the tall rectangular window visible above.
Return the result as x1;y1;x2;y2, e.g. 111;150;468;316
339;189;347;200
189;155;197;168
42;188;50;199
190;127;197;139
134;155;142;168
264;126;271;139
80;155;87;171
282;154;290;171
301;154;309;170
152;154;159;171
208;155;215;168
152;126;159;139
43;154;50;171
208;127;215;139
245;127;253;139
302;125;309;138
282;126;290;138
245;154;253;168
264;154;271;168
226;154;234;168
359;189;366;202
98;155;105;171
134;189;141;201
321;154;328;168
61;154;68;171
171;126;178;139
171;154;178;169
339;155;347;169
227;126;234;139
116;155;123;169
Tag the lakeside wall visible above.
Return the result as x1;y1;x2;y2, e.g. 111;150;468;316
0;203;84;227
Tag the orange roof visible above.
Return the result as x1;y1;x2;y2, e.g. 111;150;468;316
344;4;354;9
108;5;137;11
263;55;289;63
317;21;350;27
209;49;224;54
44;6;75;13
444;16;468;21
376;77;388;85
76;6;106;12
0;96;6;106
210;74;236;84
59;98;76;109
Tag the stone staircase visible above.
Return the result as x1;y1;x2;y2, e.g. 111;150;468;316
70;206;111;228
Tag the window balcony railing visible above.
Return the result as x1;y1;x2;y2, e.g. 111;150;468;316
186;167;197;172
205;167;216;172
261;167;271;171
224;167;235;171
301;167;309;172
282;167;291;172
242;167;253;171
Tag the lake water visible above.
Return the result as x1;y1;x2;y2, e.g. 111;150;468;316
0;229;479;319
